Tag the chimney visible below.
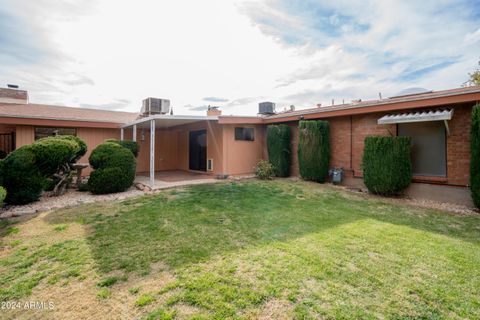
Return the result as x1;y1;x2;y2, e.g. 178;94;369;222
207;105;222;116
0;85;28;104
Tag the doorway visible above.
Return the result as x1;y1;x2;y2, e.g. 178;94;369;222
189;130;207;171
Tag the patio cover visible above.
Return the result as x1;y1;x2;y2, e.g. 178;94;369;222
121;114;219;186
377;109;453;125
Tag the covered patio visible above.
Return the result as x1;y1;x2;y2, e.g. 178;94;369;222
120;114;220;187
135;170;218;190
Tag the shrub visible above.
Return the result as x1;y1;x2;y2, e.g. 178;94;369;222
0;186;6;207
267;125;291;177
1;135;87;204
77;182;90;192
88;142;136;194
298;120;330;182
362;136;412;196
255;160;275;180
2;146;44;204
57;135;87;160
42;178;56;191
30;136;81;176
0;150;7;159
471;103;480;208
105;139;140;157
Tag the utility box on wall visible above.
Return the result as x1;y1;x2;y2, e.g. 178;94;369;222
329;168;344;184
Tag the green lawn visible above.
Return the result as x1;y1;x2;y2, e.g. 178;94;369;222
1;180;479;319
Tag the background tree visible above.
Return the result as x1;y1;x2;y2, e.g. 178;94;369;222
464;58;480;87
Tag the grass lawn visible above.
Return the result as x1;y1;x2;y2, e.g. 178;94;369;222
0;180;479;319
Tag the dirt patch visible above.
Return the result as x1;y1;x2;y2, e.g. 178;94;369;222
244;298;294;320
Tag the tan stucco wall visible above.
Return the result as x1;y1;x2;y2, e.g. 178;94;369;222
15;125;34;147
222;124;265;175
171;121;224;175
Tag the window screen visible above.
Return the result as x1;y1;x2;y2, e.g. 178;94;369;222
398;121;446;177
35;127;77;140
235;127;254;141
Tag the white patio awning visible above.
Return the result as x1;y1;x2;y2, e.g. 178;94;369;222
122;114;219;129
377;109;454;125
120;114;219;188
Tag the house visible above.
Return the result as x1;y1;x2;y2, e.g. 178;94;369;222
1;85;478;206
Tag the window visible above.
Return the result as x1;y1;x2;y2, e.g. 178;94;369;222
398;121;446;177
34;127;76;140
235;127;254;141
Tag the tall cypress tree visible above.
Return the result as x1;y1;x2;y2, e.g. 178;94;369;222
298;120;330;182
471;103;480;208
267;124;292;177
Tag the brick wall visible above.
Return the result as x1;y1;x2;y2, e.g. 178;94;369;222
351;113;396;176
329;117;353;174
276;104;472;187
446;104;472;186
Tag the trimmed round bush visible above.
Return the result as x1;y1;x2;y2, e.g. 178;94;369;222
362;136;412;196
2;146;44;204
57;135;87;160
0;135;87;204
0;149;7;159
30;136;81;176
471;103;480;208
105;139;140;157
267;124;291;177
298;120;330;182
88;142;136;194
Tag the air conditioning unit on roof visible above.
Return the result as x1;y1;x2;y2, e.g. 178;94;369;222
141;98;170;115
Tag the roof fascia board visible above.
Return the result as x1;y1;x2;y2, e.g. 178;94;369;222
122;114;219;128
265;92;480;123
0;116;123;128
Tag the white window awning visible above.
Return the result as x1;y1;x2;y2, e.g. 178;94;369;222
377;109;454;125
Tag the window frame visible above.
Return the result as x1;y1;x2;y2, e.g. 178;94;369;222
396;122;447;178
234;127;255;141
34;126;77;141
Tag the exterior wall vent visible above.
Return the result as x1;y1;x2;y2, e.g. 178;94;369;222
141;98;170;116
207;158;213;171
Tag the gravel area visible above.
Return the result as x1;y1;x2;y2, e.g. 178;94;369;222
0;188;145;219
339;185;478;215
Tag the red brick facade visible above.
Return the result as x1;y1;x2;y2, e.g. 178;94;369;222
284;104;473;187
446;104;471;186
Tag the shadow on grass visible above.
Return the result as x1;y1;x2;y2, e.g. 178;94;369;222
42;180;480;277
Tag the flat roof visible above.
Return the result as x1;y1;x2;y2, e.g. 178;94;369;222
263;85;480;123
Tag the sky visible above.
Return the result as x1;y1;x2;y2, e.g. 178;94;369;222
0;0;479;115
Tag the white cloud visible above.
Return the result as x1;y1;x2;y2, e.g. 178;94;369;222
0;0;479;115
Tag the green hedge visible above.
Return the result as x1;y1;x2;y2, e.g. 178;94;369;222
298;120;330;182
2;146;44;204
471;103;480;208
105;139;140;157
362;136;412;195
267;124;291;177
88;142;136;194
